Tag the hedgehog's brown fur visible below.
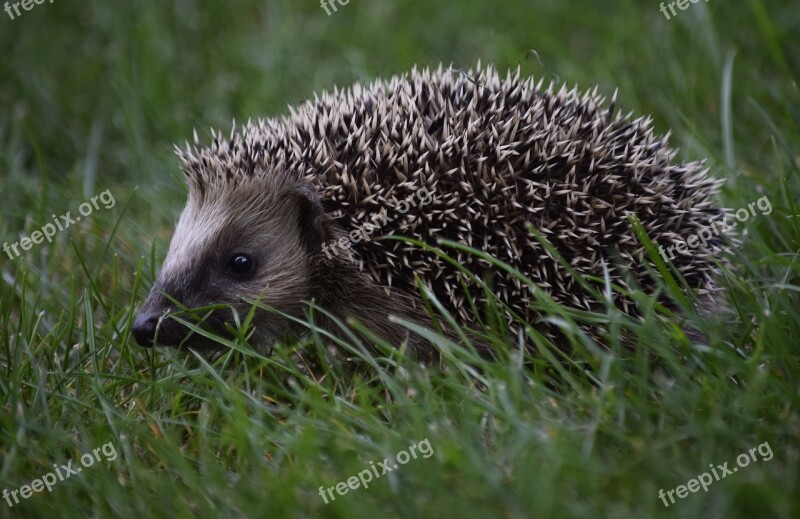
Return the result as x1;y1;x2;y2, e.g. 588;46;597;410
134;64;727;359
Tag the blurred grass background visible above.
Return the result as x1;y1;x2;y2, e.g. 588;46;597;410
0;1;798;518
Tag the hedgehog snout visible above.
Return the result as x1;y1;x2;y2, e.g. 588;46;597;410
132;280;198;348
131;302;189;347
131;311;160;347
131;305;220;348
132;277;243;349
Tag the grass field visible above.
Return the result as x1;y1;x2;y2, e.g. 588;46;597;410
1;1;799;517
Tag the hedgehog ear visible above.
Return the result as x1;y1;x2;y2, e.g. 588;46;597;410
294;186;327;252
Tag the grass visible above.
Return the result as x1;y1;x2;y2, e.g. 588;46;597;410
1;0;798;517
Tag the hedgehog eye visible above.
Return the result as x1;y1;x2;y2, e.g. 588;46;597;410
226;253;255;279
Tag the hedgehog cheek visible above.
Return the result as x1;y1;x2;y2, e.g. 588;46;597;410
294;185;327;253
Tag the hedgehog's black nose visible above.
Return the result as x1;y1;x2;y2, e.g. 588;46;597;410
131;312;160;347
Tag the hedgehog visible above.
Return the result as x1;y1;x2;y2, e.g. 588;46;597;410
131;64;727;361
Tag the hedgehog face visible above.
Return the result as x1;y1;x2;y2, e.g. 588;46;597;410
132;177;327;351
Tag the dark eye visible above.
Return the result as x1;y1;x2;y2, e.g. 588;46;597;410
226;253;255;278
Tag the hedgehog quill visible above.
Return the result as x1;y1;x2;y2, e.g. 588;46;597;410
132;64;727;360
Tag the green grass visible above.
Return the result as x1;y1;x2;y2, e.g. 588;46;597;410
1;1;798;517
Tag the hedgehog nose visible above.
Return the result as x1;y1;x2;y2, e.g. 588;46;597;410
132;312;160;347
